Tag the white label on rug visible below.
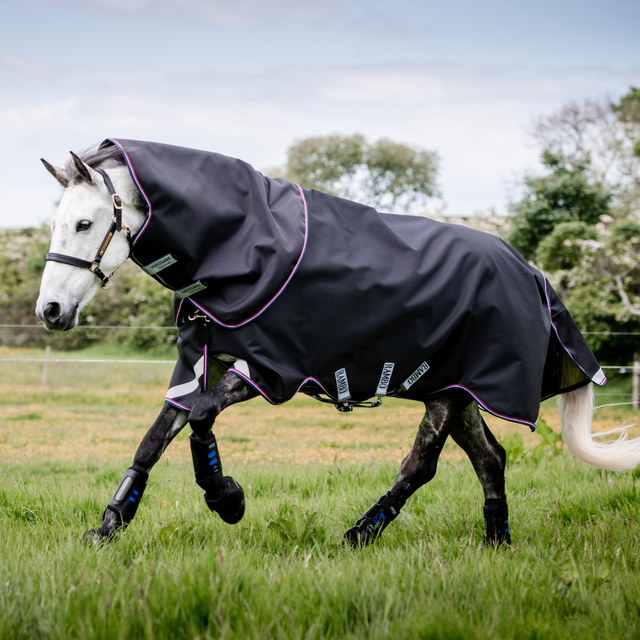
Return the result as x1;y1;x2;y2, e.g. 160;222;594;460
335;367;351;400
592;367;606;386
375;362;395;396
401;361;430;391
175;281;208;299
143;253;177;275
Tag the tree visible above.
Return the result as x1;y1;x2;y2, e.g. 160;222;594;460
613;86;640;159
530;92;640;218
280;133;439;213
508;150;611;261
522;89;640;360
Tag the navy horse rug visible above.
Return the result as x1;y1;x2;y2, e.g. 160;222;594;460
105;138;605;430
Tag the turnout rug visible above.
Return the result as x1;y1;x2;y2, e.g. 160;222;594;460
103;138;606;429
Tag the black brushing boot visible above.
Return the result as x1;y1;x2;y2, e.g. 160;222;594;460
484;497;511;545
190;433;245;524
345;492;405;547
84;467;149;541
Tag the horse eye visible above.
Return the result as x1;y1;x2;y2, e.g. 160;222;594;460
76;220;91;232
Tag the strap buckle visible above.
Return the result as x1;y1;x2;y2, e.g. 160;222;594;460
188;310;210;322
112;194;123;210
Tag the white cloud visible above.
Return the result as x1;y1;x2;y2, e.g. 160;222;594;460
2;57;639;226
27;0;341;26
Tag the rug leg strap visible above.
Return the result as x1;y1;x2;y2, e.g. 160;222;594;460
484;497;510;544
345;492;406;547
190;433;245;524
104;467;149;529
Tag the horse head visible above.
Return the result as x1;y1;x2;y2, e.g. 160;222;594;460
35;148;146;331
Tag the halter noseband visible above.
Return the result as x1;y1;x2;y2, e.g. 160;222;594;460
45;169;132;289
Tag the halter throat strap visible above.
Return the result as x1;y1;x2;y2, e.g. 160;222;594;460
45;168;131;289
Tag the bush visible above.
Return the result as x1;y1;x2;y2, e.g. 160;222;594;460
0;227;176;353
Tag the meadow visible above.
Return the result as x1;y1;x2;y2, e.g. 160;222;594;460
1;345;640;639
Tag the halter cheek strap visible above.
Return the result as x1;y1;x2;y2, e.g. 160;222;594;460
45;168;132;289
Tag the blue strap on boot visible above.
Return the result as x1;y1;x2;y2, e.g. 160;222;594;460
104;467;148;529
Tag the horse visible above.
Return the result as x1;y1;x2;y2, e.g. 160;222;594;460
35;140;640;546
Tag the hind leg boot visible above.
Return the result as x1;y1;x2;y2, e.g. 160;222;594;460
484;498;511;545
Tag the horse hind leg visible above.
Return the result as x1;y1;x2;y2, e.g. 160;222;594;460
345;389;471;547
449;404;510;544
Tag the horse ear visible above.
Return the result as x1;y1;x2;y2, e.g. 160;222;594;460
69;150;100;184
41;158;69;188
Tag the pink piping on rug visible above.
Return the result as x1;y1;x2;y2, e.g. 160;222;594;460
229;367;540;430
165;398;191;411
113;134;309;329
188;184;309;328
540;273;606;386
226;369;333;405
109;138;173;289
433;384;537;430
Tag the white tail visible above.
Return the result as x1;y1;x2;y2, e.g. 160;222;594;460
558;383;640;471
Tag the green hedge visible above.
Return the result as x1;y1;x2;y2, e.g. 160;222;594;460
0;227;176;353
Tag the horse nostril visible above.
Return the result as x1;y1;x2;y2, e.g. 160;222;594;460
44;302;61;322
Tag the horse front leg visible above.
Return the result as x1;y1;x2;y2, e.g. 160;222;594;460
345;389;471;547
85;403;189;541
187;371;258;524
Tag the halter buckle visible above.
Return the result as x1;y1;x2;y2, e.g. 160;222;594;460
112;194;123;210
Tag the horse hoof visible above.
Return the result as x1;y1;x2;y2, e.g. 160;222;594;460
344;525;371;548
205;476;245;524
83;528;110;544
484;532;511;546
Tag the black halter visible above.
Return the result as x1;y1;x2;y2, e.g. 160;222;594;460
45;169;132;289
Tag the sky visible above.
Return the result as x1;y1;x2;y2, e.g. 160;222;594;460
1;0;639;227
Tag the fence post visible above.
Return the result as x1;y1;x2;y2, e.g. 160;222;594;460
634;351;639;412
41;345;51;403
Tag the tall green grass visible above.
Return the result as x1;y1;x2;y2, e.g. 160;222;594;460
2;456;640;639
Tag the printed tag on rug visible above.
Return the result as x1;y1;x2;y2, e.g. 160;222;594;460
335;367;351;400
401;361;430;391
175;281;208;299
375;362;395;396
143;253;177;275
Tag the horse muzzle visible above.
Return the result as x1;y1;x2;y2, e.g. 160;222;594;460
36;301;79;331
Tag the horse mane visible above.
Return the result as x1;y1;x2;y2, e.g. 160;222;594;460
65;144;126;184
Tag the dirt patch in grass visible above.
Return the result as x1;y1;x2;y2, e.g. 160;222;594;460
2;345;637;466
2;392;637;466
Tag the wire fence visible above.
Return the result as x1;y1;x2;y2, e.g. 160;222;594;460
1;325;639;407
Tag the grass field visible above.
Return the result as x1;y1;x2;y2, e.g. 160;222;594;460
2;346;640;639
